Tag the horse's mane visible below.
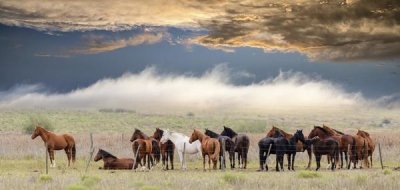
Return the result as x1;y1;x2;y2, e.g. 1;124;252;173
323;125;344;135
272;126;290;136
99;149;117;159
205;129;219;138
332;129;344;135
222;126;238;136
314;126;333;136
135;128;149;139
358;130;370;137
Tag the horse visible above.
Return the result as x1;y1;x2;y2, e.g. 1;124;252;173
258;130;288;171
130;129;155;170
322;124;356;169
31;126;76;167
349;133;370;169
285;129;306;170
220;126;250;169
153;128;175;170
308;127;340;171
94;149;134;170
266;126;311;169
204;129;235;169
160;129;202;170
189;129;220;170
356;129;375;167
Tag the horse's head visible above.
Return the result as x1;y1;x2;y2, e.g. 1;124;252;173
272;129;283;138
204;128;218;138
160;129;170;144
189;129;200;143
31;125;42;139
130;128;144;142
294;129;305;143
221;126;237;138
153;128;164;140
93;149;103;162
308;127;318;139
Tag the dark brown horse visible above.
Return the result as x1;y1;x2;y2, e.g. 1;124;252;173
356;130;375;167
322;125;356;169
266;126;312;169
308;127;340;171
130;129;155;170
94;149;134;170
31;126;76;167
349;133;369;169
153;128;175;170
189;129;220;171
220;126;250;169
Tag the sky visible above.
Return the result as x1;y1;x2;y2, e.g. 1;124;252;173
0;0;399;111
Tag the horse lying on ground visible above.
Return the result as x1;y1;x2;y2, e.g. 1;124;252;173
189;129;220;171
204;129;235;169
31;125;76;167
221;126;250;169
94;149;134;170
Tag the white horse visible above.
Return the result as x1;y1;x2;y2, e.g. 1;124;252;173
160;129;202;169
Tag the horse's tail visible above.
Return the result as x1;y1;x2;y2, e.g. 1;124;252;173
72;144;76;163
211;140;221;161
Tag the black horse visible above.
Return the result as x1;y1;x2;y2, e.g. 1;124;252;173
205;128;235;169
285;130;306;170
258;130;288;171
309;136;340;171
221;126;250;169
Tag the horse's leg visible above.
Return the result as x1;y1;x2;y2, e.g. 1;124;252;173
48;148;55;167
208;154;211;170
306;147;312;170
287;153;291;171
169;150;174;170
259;149;264;171
202;154;206;171
65;148;71;167
340;151;343;169
178;151;184;170
243;148;248;169
292;153;296;171
315;154;321;171
280;154;284;171
275;154;280;172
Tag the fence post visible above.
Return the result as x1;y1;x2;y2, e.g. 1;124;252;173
221;140;226;171
378;143;383;170
45;142;48;174
85;133;95;174
132;144;141;171
182;142;186;169
266;144;272;164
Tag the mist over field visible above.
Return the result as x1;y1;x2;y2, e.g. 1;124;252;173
1;65;392;112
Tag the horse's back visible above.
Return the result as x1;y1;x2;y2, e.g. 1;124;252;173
62;134;76;145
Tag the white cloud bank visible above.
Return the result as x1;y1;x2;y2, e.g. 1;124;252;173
0;65;382;113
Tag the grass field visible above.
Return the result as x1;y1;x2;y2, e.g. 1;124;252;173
0;109;400;190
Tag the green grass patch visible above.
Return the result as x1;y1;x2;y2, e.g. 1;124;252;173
222;173;245;184
298;171;321;178
39;174;52;182
81;175;101;188
383;169;392;175
66;184;89;190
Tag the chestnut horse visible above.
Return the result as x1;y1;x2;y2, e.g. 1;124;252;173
130;129;155;170
322;125;356;169
349;133;369;169
266;126;312;169
31;126;76;167
153;128;175;170
220;126;250;169
356;130;375;167
204;128;235;169
308;126;340;170
94;149;134;170
189;129;220;170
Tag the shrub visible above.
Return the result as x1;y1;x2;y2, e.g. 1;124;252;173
24;115;54;134
222;173;245;184
383;169;392;175
298;171;321;178
39;174;52;182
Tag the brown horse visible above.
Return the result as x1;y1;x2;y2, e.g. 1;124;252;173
266;126;312;169
189;129;220;171
220;126;250;169
322;125;356;169
31;126;76;167
94;149;134;170
153;128;175;170
308;126;341;170
130;129;155;170
349;133;370;169
356;129;375;167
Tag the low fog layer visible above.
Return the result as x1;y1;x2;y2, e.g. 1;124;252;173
0;65;389;112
